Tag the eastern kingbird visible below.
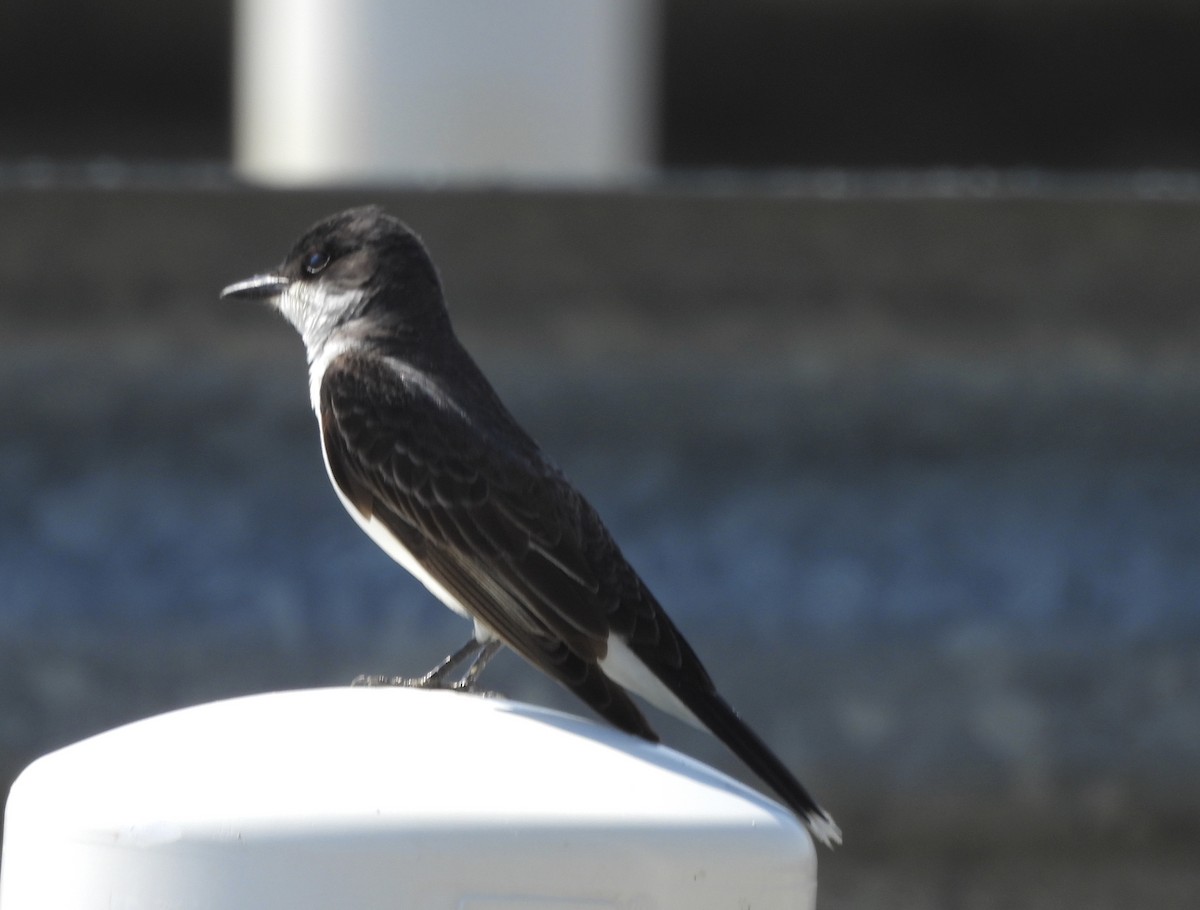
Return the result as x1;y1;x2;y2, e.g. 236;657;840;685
221;206;840;846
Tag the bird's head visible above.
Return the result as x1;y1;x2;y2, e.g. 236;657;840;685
221;206;446;356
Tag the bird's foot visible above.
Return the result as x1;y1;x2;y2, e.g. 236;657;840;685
350;672;503;698
351;671;449;689
350;637;504;694
449;678;504;698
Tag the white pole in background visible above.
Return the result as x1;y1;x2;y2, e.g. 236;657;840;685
231;0;657;184
0;689;817;909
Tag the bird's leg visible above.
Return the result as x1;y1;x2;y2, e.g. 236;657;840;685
450;639;503;693
352;637;487;689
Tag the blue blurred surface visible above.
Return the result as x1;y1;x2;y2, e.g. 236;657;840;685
1;188;1197;881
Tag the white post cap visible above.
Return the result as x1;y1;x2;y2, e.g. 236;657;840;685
1;688;815;909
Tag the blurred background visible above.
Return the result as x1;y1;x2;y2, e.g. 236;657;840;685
2;1;1199;907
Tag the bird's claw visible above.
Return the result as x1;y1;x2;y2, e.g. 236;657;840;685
351;673;444;689
351;637;503;693
449;679;504;698
350;673;502;698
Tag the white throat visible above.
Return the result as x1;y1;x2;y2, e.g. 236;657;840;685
277;284;366;361
274;284;367;412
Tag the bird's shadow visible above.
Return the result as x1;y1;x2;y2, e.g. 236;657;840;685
487;695;788;819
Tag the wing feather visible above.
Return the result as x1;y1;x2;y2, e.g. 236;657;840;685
319;353;660;716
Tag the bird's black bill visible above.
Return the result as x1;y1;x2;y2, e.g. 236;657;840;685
220;273;289;300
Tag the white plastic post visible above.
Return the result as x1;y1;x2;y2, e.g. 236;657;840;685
231;0;657;184
0;688;816;909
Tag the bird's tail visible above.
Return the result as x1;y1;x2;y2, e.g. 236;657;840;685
674;687;842;847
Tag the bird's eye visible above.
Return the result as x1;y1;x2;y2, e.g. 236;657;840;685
302;250;331;275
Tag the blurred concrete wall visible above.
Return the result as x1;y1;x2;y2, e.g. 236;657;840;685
1;187;1197;871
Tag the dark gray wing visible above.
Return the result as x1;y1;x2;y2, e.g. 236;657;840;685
320;351;837;836
319;351;673;738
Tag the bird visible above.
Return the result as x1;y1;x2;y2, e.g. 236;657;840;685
221;205;840;846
